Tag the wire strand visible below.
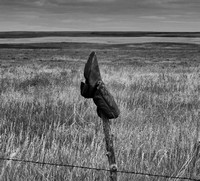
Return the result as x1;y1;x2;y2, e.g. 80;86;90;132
0;157;199;181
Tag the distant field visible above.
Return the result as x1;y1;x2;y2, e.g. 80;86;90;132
1;31;200;45
0;31;200;38
1;36;200;45
1;41;200;180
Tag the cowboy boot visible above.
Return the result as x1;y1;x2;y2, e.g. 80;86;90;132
81;51;102;98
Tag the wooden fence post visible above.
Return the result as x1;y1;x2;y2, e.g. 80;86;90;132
80;51;119;181
101;114;117;181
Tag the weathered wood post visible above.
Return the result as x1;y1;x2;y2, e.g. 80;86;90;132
80;52;120;181
101;114;117;181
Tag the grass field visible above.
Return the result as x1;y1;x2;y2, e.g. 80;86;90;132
0;41;200;180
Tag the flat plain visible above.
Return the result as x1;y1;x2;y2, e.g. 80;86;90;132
1;36;200;180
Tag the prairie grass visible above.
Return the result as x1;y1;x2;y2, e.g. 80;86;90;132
1;47;200;180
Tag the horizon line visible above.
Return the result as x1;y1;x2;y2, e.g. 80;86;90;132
0;31;200;33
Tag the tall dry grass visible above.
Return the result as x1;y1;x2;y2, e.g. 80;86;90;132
0;61;200;180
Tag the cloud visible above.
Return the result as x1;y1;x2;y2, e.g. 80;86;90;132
44;0;116;6
146;0;200;9
163;20;200;24
34;0;47;6
139;16;166;20
93;17;111;22
76;0;115;2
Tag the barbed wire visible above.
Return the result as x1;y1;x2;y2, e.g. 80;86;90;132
0;157;199;181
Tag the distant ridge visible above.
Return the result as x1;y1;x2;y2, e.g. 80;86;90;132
0;31;200;38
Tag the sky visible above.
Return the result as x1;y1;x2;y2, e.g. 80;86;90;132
0;0;200;32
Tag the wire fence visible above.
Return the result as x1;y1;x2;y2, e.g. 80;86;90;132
0;157;199;181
